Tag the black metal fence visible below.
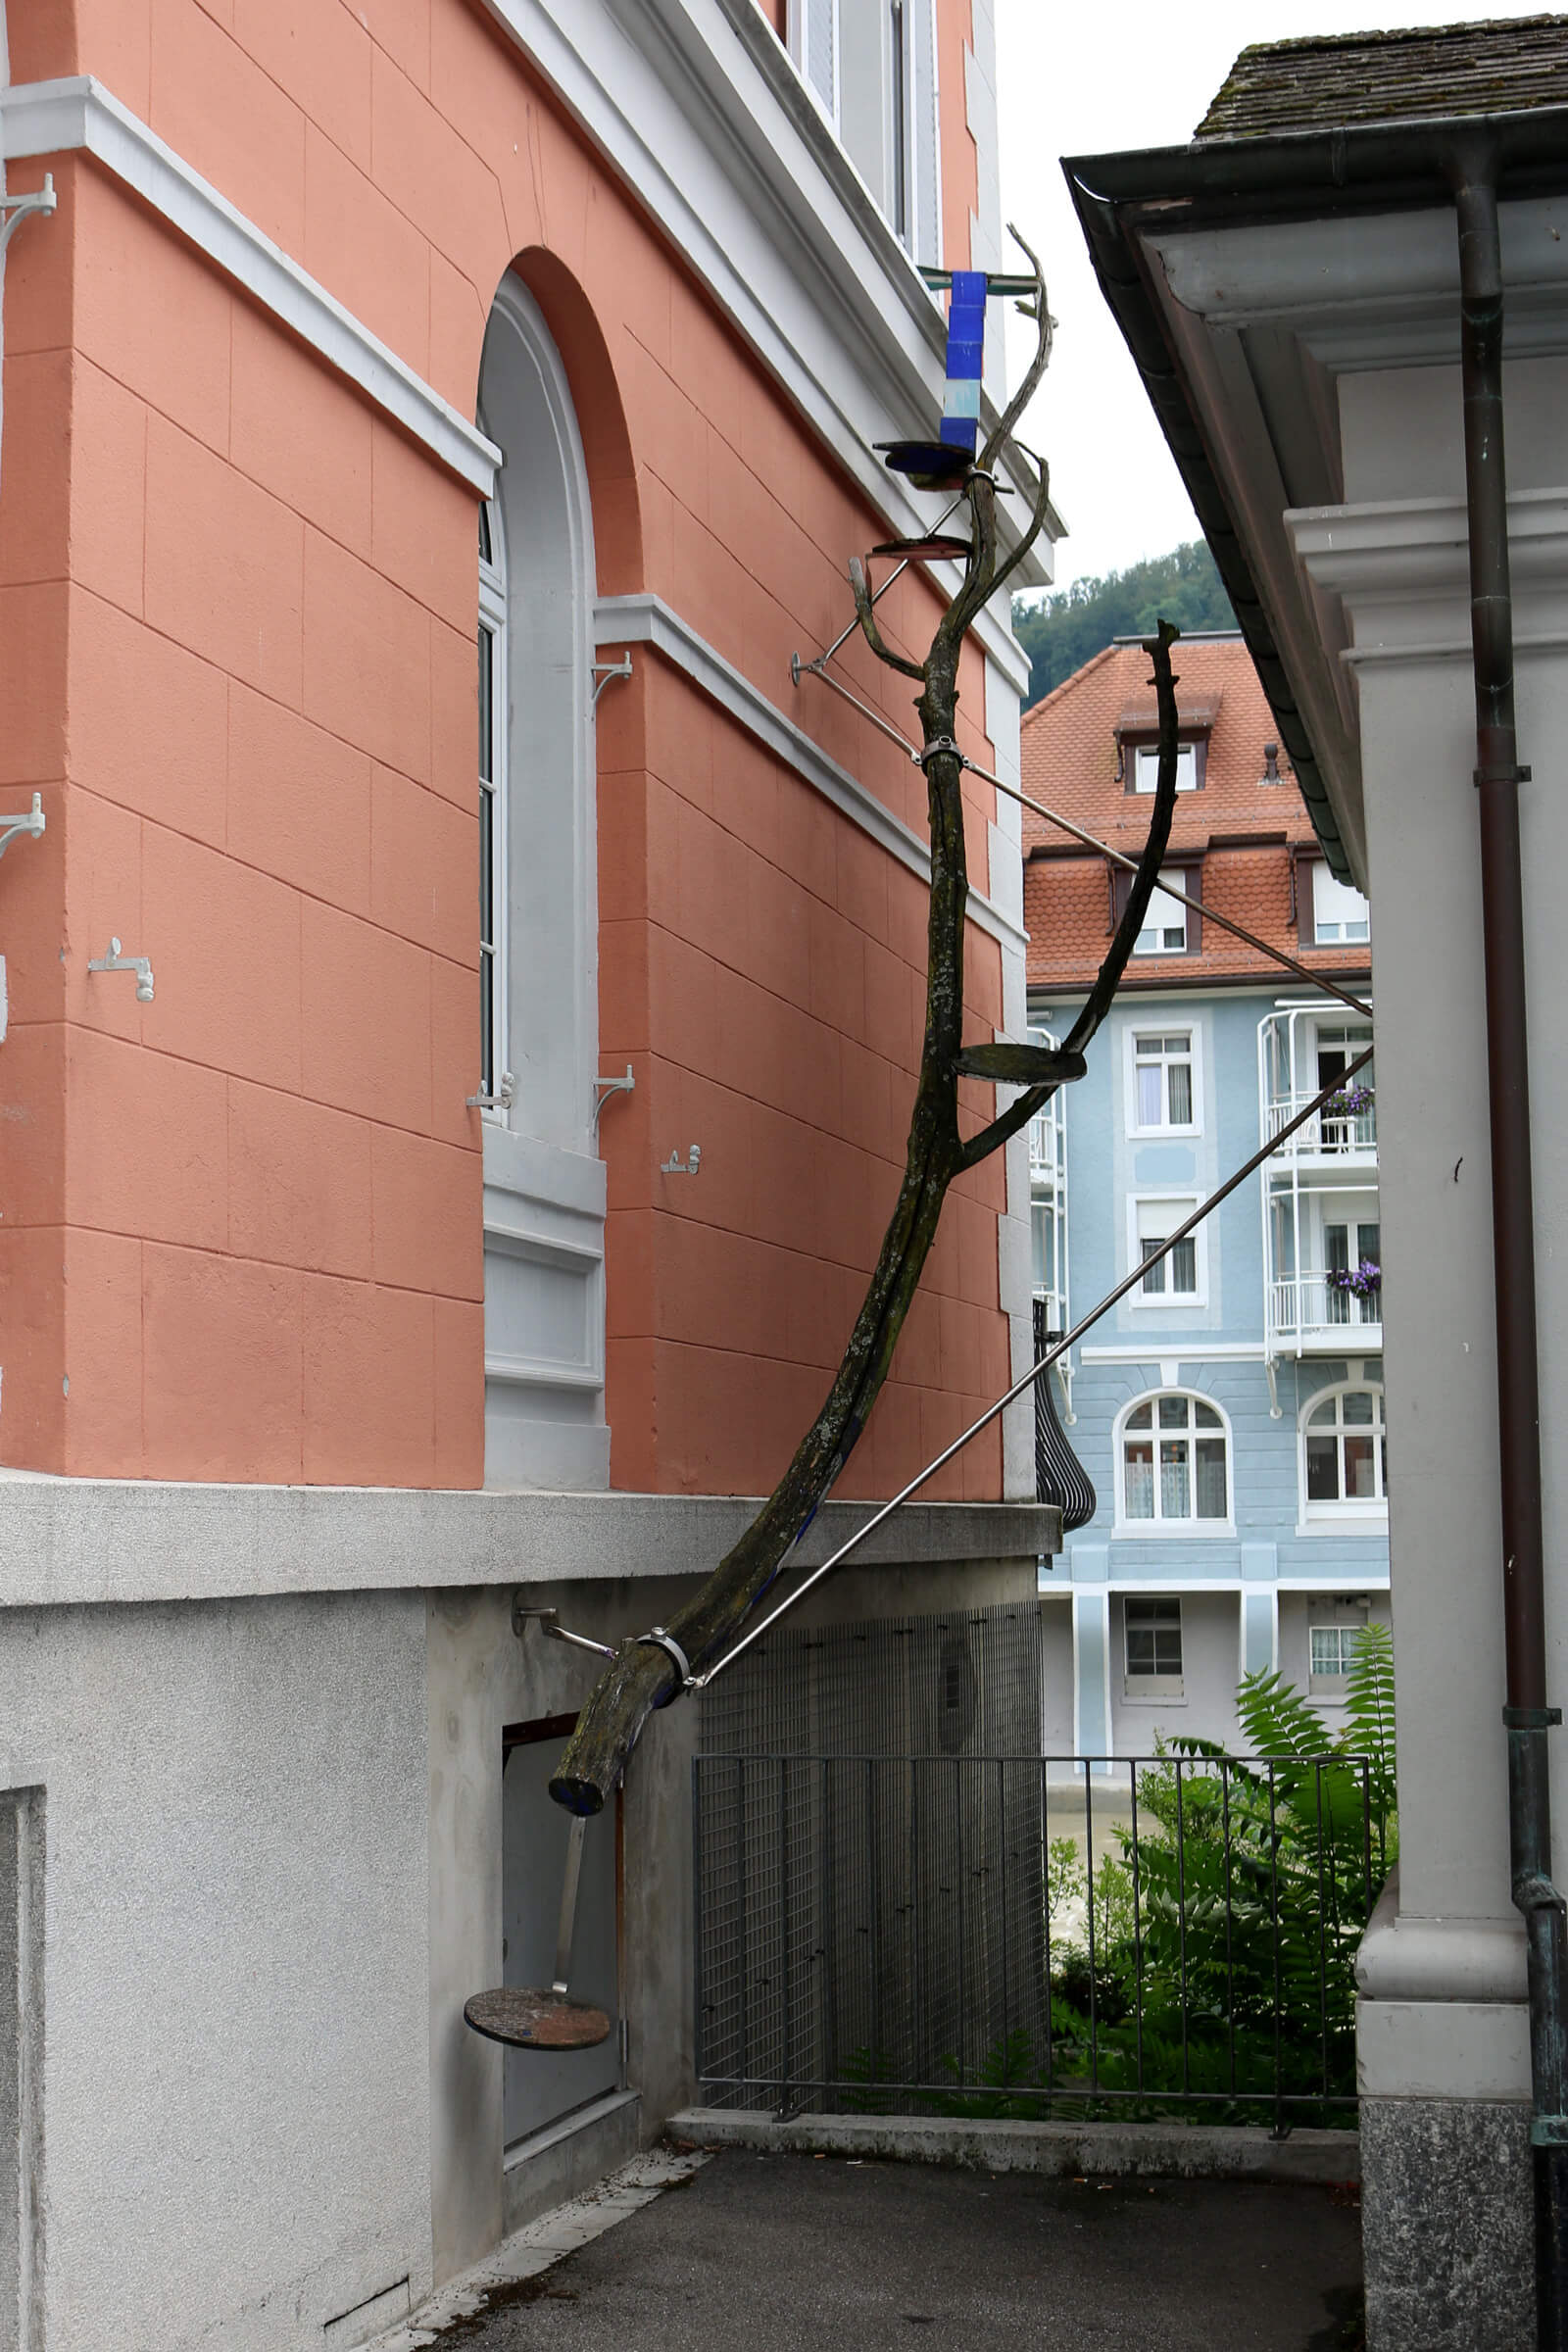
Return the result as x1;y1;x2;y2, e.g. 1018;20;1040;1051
694;1751;1387;2129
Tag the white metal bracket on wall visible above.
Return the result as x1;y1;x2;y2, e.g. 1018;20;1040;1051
87;937;154;1004
590;653;632;710
591;1064;634;1141
0;173;57;257
0;794;45;862
466;1069;515;1111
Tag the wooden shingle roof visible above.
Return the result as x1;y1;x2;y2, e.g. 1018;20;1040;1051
1198;15;1568;141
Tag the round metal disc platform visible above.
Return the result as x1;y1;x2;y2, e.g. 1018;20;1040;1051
873;439;972;484
870;535;974;564
464;1987;612;2051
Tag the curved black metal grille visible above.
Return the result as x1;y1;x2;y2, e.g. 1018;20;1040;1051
1032;1296;1097;1532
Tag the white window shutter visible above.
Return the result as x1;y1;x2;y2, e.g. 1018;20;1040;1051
790;0;839;122
909;0;941;266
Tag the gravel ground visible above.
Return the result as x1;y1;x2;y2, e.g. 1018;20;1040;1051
430;2148;1364;2351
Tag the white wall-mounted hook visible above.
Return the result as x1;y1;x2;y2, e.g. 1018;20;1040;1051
87;937;154;1004
0;174;57;259
591;652;633;710
0;793;45;863
661;1145;701;1177
592;1064;634;1141
466;1068;514;1111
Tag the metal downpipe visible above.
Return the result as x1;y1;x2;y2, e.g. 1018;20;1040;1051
1449;137;1568;2346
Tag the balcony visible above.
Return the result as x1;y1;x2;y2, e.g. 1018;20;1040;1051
1264;1090;1376;1165
1268;1271;1383;1354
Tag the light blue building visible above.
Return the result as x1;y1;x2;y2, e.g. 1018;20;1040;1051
1019;635;1388;1760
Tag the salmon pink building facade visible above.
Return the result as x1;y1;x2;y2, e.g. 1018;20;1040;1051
0;1;1052;2341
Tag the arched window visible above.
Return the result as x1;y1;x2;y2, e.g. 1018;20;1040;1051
1116;1391;1231;1530
476;494;508;1108
1300;1385;1388;1515
476;274;606;1491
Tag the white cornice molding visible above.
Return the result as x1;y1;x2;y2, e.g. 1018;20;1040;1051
478;0;1047;677
1290;488;1568;664
0;74;501;494
596;591;1026;952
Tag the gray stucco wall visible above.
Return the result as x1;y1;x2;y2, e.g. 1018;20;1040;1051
0;1592;432;2352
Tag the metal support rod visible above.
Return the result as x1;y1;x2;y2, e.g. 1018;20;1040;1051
552;1815;587;1994
796;493;967;675
694;1044;1370;1690
1449;140;1568;2347
794;657;1373;1021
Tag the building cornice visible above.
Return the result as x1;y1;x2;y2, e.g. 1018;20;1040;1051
0;75;502;494
0;1476;1059;1610
596;592;1028;951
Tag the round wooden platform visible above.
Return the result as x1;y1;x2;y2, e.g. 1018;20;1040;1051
463;1986;612;2051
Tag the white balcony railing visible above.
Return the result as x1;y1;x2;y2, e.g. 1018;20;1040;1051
1029;1102;1064;1187
1268;1272;1383;1350
1264;1093;1376;1157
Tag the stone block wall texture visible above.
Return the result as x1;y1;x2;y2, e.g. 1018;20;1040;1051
0;0;1012;1494
1360;2097;1533;2351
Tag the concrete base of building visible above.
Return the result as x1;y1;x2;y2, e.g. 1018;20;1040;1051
666;2106;1360;2183
502;2089;643;2234
1360;2096;1533;2351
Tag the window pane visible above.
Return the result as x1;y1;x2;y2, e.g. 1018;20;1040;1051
478;626;494;783
1325;1224;1348;1272
1311;1627;1347;1677
1308;1398;1336;1428
1194;1401;1222;1429
1153;1626;1183;1674
1169;1237;1197;1294
1343;1390;1374;1426
1167;1060;1193;1125
1196;1438;1227;1518
1126;1629;1159;1673
1306;1434;1341;1500
1124;1440;1154;1517
1134;1035;1163;1055
1141;1240;1165;1295
1158;1395;1189;1430
1138;1064;1162;1125
1126;1402;1152;1430
1134;743;1198;793
1313;862;1371;942
1344;1434;1377;1498
1159;1438;1190;1519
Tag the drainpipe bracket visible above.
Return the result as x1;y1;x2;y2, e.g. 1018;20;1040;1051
1532;2116;1568;2147
1473;765;1532;786
1503;1706;1562;1730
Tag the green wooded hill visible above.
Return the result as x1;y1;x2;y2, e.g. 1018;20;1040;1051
1013;541;1237;710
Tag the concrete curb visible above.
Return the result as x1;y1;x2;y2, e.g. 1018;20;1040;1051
667;2107;1360;2184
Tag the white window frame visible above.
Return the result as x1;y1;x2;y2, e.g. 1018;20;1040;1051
1298;1384;1389;1527
1127;1191;1208;1309
1122;1595;1185;1700
787;0;841;125
1133;742;1200;794
1132;871;1189;958
1113;1389;1234;1538
1125;1023;1201;1139
477;499;509;1121
1311;860;1371;946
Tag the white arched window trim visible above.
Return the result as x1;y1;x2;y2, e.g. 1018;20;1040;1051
1112;1387;1235;1538
477;273;607;1492
1298;1381;1389;1529
476;493;509;1114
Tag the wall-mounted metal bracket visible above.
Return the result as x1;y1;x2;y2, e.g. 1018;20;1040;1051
87;936;154;1004
511;1594;618;1662
1264;1356;1282;1421
591;653;632;710
591;1064;634;1141
0;174;56;259
0;794;45;863
466;1069;514;1111
661;1145;701;1177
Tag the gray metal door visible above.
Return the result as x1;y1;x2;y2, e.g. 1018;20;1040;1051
501;1731;620;2145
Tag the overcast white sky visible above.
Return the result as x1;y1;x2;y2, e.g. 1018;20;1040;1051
994;0;1549;597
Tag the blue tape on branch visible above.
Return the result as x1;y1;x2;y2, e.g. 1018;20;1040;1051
939;268;987;456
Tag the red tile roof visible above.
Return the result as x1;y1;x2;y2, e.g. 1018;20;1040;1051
1019;636;1372;995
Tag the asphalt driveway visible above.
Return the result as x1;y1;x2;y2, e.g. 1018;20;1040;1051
425;2147;1364;2351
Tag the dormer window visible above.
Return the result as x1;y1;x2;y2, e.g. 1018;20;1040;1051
1133;741;1200;793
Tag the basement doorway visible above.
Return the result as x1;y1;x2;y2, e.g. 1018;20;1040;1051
501;1717;621;2145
